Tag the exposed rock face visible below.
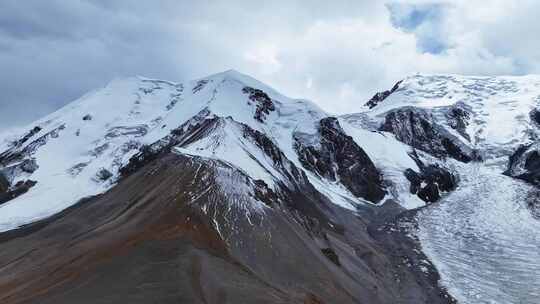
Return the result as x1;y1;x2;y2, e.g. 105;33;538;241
380;107;479;163
295;117;386;203
0;159;39;185
121;112;336;230
404;166;457;203
524;189;540;219
242;86;276;122
504;143;540;186
105;125;148;139
0;174;9;194
0;179;37;206
530;108;540;127
0;152;39;205
120;110;218;177
446;105;471;141
19;159;39;174
13;127;42;148
95;169;113;182
192;79;209;93
404;151;458;203
0;124;65;167
241;124;309;188
365;80;403;109
321;247;341;266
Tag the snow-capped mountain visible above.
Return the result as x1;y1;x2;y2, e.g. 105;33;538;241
1;71;540;304
0;70;433;232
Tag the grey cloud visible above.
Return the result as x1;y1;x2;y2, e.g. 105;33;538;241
1;0;540;130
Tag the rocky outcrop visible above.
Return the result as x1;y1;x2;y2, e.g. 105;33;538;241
365;80;403;109
95;169;113;182
0;173;9;194
12;126;42;148
0;124;65;167
524;189;540;219
504;143;540;186
242;86;275;122
445;105;471;141
530;108;540;127
0;159;39;185
295;117;386;203
321;247;341;266
105;125;148;139
120;110;219;177
0;179;37;205
404;151;458;203
244;128;305;186
404;165;457;203
192;79;209;93
380;107;479;163
0;156;39;206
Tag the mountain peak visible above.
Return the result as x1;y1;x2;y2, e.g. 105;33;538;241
197;69;254;85
0;70;333;231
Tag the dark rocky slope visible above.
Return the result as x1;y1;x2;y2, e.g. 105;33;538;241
505;143;540;217
404;151;458;203
380;107;479;163
365;80;403;109
294;117;386;203
505;143;540;186
0;152;455;304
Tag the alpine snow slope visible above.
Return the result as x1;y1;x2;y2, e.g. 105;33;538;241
0;71;539;303
355;74;540;304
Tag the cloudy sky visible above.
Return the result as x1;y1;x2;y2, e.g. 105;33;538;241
1;0;540;129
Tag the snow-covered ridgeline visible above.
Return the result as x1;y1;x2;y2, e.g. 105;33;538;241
4;71;540;241
362;74;540;164
362;74;540;304
0;70;427;232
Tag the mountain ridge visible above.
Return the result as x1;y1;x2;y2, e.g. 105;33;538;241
0;70;422;231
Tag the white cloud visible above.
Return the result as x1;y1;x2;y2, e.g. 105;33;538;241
244;44;282;75
1;0;540;127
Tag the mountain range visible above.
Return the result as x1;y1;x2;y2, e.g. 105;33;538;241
1;70;539;304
